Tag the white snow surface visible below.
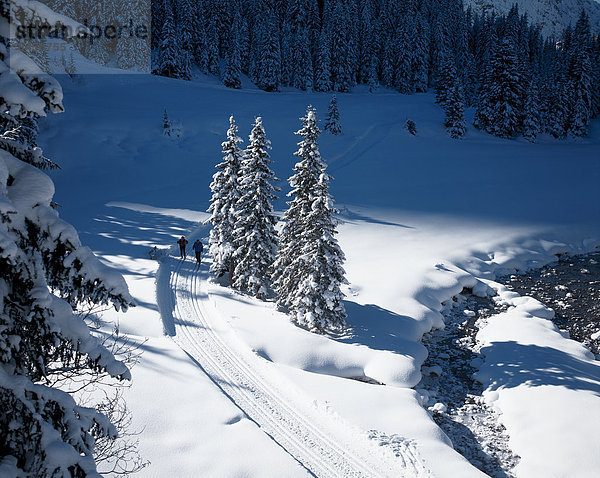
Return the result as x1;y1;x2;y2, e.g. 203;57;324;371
474;282;600;478
40;73;600;477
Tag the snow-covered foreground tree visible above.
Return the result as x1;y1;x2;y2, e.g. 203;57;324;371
274;107;347;333
207;115;243;282
232;117;278;298
1;2;136;475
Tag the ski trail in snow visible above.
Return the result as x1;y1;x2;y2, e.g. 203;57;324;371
328;122;395;173
161;255;432;478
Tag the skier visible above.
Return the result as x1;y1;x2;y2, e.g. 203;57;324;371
193;239;203;266
177;236;188;259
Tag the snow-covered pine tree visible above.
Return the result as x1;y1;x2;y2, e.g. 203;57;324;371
436;56;458;107
473;13;498;129
291;28;313;90
280;23;293;87
314;30;331;92
1;2;135;475
155;5;182;78
591;35;600;119
256;14;281;92
206;6;221;76
275;107;347;332
223;26;242;89
356;1;374;85
208;116;244;280
567;10;593;137
232;117;279;298
380;37;396;88
444;80;466;138
289;170;348;332
474;37;524;138
0;44;61;170
412;9;430;93
394;18;414;94
547;79;571;138
523;80;542;142
329;1;353;92
273;106;323;310
324;95;342;135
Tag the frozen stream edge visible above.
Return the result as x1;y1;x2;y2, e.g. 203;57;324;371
417;292;520;478
418;251;600;477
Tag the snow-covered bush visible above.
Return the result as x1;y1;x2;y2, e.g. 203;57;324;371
405;119;417;136
162;108;183;139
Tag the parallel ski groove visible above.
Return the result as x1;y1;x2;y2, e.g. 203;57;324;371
167;256;430;477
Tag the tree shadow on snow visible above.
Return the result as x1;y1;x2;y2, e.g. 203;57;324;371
338;207;415;229
480;341;600;396
340;302;427;360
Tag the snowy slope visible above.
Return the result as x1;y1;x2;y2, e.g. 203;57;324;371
465;0;600;36
40;74;600;477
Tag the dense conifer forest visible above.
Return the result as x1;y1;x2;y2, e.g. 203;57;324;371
150;0;600;139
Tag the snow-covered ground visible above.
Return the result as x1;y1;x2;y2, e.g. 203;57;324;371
41;73;600;477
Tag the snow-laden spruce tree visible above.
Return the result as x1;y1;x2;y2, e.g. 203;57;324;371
444;80;466;139
273;107;322;310
223;7;242;90
314;30;331;92
567;10;593;137
155;5;183;79
274;107;347;332
324;95;342;135
436;57;458;107
329;1;353;92
256;14;281;92
474;37;524;138
232;117;279;298
207;116;243;280
523;81;542;142
1;2;135;475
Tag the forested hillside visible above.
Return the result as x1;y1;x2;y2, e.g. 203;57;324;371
149;0;600;139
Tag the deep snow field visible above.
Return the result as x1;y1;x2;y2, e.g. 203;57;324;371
40;73;600;477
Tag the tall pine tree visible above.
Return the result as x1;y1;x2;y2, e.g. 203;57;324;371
232;117;279;298
208;116;244;279
274;107;347;332
474;38;524;138
324;95;342;135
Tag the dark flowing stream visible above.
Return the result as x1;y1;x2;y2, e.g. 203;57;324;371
417;250;600;477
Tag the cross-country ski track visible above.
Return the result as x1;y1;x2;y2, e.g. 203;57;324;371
158;253;432;478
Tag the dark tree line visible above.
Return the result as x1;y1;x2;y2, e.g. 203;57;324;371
153;0;599;139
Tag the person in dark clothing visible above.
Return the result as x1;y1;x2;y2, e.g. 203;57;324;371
192;239;203;266
177;236;188;259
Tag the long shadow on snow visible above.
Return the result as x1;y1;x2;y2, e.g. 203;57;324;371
73;204;202;335
338;207;415;229
340;302;427;361
480;341;600;395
